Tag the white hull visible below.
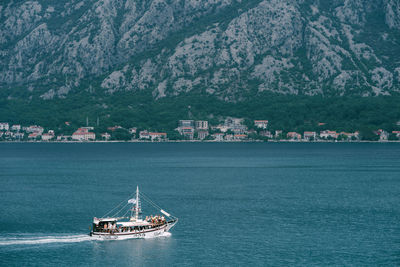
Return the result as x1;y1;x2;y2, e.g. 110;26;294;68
90;221;177;240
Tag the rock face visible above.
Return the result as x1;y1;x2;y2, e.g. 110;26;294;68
1;0;400;100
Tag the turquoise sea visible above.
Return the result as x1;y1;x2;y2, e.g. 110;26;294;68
0;143;399;266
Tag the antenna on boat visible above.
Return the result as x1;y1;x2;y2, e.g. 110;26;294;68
135;185;139;221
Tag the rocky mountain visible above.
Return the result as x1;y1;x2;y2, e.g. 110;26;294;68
1;0;400;101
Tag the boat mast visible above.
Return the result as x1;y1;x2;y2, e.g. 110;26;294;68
135;185;139;221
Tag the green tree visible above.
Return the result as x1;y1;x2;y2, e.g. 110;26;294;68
111;129;131;141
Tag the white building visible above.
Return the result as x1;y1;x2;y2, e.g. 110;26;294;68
129;127;137;134
0;123;9;130
11;125;21;131
41;133;54;141
379;130;389;141
212;125;229;133
254;120;268;129
392;131;400;138
212;133;224;141
14;132;24;139
72;128;95;141
101;133;111;140
57;135;71;141
177;120;195;139
339;132;360;140
259;131;273;138
139;130;150;139
224;117;243;127
303;131;317;140
179;120;194;128
234;134;247;141
320;130;339;139
179;127;194;139
195;121;208;130
275;130;283;138
197;130;209;140
26;125;44;134
149;132;167;141
287;132;301;140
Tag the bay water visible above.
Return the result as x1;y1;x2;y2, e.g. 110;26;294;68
0;143;399;266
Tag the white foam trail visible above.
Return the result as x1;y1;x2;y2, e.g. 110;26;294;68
0;232;172;246
159;232;172;238
0;234;93;246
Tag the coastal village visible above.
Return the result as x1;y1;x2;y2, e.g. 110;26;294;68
1;118;400;142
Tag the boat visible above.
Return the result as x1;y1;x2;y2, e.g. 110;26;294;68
90;186;178;239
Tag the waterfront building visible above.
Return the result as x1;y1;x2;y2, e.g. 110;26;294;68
303;131;317;140
232;125;247;134
14;132;24;139
28;132;41;140
197;130;209;140
129;128;137;134
72;128;95;141
378;130;389;141
259;130;273;138
180;127;194;140
195;121;208;130
149;132;167;141
11;125;21;131
212;133;224;141
392;131;400;138
254;120;268;129
57;135;71;141
234;134;247;141
26;125;44;134
101;133;111;140
339;132;360;140
287;132;301;140
224;117;243;127
41;133;54;141
223;117;247;134
320;130;339;139
213;125;229;133
139;130;150;139
275;130;283;138
177;120;195;139
224;134;234;141
179;120;194;128
0;123;9;130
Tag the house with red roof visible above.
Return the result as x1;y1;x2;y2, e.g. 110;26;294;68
149;132;167;141
392;131;400;138
303;131;316;140
320;130;339;139
287;132;301;140
72;128;95;141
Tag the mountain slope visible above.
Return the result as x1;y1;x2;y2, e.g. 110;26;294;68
1;0;400;100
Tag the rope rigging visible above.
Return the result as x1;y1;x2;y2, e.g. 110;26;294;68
101;194;135;218
99;189;175;220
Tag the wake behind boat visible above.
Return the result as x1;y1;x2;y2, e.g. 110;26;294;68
90;186;178;239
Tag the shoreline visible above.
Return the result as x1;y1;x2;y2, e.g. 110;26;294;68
1;140;399;144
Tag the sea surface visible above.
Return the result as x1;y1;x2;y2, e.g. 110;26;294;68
0;142;399;266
